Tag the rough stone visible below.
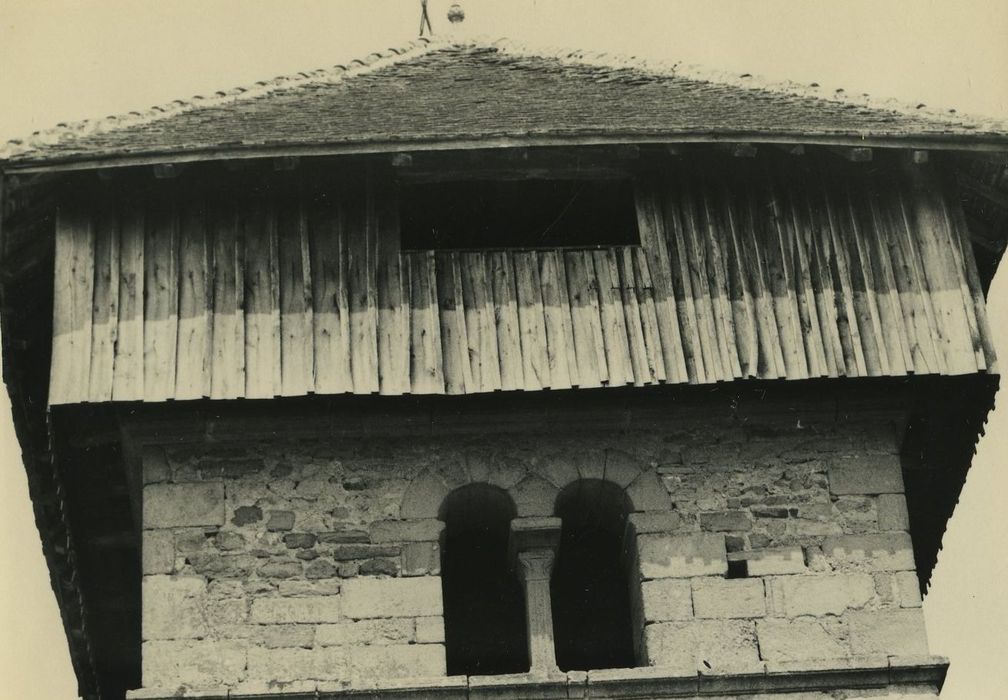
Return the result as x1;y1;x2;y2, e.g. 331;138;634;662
359;558;399;576
142;576;208;641
246;646;347;683
644;620;760;673
640;579;692;622
316;619;415;646
370;519;445;544
847;609;929;656
627;511;686;534
283;532;318;549
402;542;441;576
699;510;753;532
215;531;248;551
828;456;904;495
692;577;766;619
637;533;727;579
231;505;263;526
823;533;916;571
145;483;225;528
257;560;304;579
771;573;875;617
305;559;339;579
347;643;446;680
142;640;246;688
318;530;370;544
877;494;911;531
331;544;401;561
266;510;296;532
142;447;171;484
756;618;846;661
250;595;342;623
143;530;175;575
341;577;442;619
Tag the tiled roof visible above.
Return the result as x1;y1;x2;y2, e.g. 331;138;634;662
3;38;1008;167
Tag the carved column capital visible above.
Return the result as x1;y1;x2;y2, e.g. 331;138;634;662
516;548;555;583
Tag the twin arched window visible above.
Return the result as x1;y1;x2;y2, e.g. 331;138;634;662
439;479;635;676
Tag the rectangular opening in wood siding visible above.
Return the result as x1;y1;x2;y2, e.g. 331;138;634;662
400;178;640;251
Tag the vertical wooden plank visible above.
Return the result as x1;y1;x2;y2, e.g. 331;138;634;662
904;166;977;374
762;177;808;379
738;188;786;379
592;248;633;386
88;201;119;402
699;185;743;379
663;185;706;383
143;193;180;401
781;183;829;378
944;195;998;372
564;250;607;388
490;251;524;391
616;247;651;385
309;194;351;394
112;199;145;401
802;186;845;377
721;189;760;379
636;182;688;382
209;199;245;399
632;248;668;383
408;250;444;394
50;204;94;405
346;180;380;393
514;251;550;390
436;251;473;394
459;252;501;392
243;197;280;399
538;250;575;390
277;194;315;396
175;199;212;399
373;174;410;395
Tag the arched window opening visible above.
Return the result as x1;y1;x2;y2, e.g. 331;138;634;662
551;479;635;671
439;484;528;676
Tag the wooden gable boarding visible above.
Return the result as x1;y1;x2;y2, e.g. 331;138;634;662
47;160;997;405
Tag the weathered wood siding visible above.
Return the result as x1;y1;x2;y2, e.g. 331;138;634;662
48;164;997;405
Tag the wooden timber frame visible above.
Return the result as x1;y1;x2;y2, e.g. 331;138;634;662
47;147;997;406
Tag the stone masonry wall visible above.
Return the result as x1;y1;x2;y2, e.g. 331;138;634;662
139;409;926;695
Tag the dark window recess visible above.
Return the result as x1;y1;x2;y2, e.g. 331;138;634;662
439;485;529;676
551;479;636;671
399;179;640;250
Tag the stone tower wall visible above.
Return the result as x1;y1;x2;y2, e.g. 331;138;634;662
138;408;928;696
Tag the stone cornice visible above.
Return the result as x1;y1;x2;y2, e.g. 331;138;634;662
126;655;948;699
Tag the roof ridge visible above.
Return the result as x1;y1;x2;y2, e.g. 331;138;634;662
1;37;439;161
460;36;1007;132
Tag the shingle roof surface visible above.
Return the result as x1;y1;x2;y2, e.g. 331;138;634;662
4;39;1008;166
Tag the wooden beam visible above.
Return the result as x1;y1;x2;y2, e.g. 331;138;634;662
153;163;180;178
390;152;413;167
912;150;929;164
827;146;872;162
957;173;1008;210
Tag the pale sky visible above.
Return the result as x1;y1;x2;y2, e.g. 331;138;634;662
1;2;1006;698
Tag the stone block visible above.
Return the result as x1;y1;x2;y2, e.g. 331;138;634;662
640;579;692;622
636;533;727;580
627;511;686;534
250;595;342;623
828;456;904;495
262;624;315;649
823;533;916;571
402;542;441;576
341;576;443;619
142;639;246;688
894;571;923;608
643;620;759;673
877;494;911;531
770;573;874;617
316;618;415;646
144;482;224;528
847;609;929;656
278;579;342;597
142;530;175;575
736;547;805;576
246;646;347;682
370;519;445;544
699;510;753;532
756;618;846;662
331;544;401;561
142;575;208;641
509;475;558;517
416;616;446;643
626;471;670;512
266;510;295;531
401;471;452;519
348;644;447;679
692;578;766;619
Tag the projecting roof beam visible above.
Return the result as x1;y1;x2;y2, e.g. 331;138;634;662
153;163;180;178
273;156;300;171
775;144;806;156
912;150;929;164
717;142;757;158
